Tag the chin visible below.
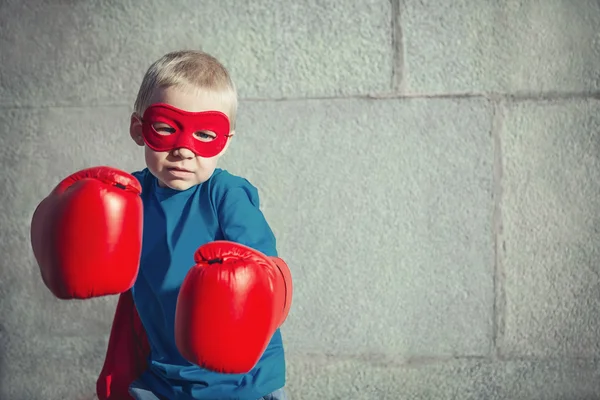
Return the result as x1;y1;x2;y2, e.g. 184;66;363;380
165;180;197;191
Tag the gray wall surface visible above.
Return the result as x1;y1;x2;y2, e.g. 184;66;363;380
2;1;600;399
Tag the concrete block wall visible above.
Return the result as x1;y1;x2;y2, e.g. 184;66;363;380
1;1;600;399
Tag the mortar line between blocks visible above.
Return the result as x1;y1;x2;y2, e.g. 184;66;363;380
490;97;506;359
288;352;600;366
2;91;600;110
390;0;404;93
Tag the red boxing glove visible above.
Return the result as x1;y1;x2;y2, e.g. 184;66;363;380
30;166;144;299
175;241;293;374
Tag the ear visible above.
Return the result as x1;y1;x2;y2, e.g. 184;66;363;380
220;130;235;154
129;113;145;146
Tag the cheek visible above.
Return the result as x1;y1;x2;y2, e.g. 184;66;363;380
194;156;219;180
144;147;168;169
196;156;220;171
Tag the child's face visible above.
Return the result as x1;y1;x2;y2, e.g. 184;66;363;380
130;86;234;191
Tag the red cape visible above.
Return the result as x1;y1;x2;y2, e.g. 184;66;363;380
96;290;150;400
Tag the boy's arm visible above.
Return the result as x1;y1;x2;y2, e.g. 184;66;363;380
174;181;292;374
216;184;278;257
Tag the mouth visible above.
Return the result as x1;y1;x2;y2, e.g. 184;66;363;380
167;167;193;173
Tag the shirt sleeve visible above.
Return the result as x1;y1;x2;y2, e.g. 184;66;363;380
216;179;278;257
130;169;148;187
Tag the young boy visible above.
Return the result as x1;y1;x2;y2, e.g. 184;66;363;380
30;50;291;400
124;50;290;400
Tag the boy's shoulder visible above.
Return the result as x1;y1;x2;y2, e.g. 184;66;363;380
208;168;253;188
206;168;259;202
130;168;152;193
131;168;148;184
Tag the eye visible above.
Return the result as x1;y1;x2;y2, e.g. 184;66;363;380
151;122;176;135
194;130;217;142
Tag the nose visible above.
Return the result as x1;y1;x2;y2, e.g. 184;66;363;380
172;147;195;159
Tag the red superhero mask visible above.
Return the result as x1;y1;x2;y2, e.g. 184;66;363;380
140;103;232;158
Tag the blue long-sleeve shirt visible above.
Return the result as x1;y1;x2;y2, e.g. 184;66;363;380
130;168;286;400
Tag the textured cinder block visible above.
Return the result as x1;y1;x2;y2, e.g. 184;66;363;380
0;0;393;108
401;0;600;94
499;98;600;357
0;331;107;400
222;97;495;357
0;105;141;222
284;354;600;399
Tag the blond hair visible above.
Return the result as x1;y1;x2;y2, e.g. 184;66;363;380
133;50;238;127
